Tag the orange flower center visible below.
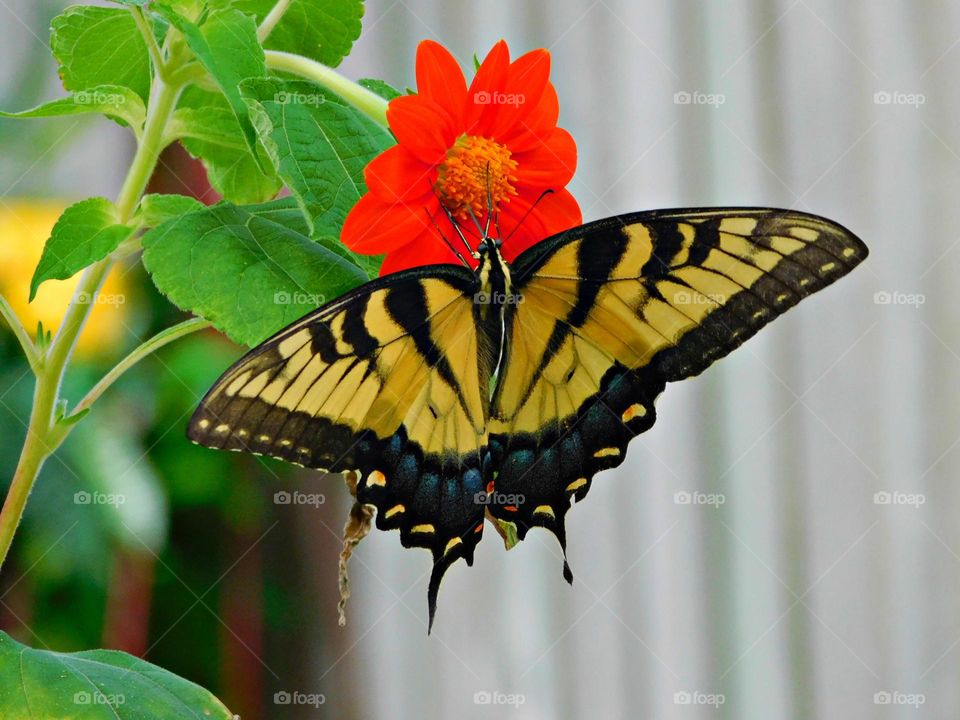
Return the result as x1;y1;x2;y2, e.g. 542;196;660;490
435;135;518;220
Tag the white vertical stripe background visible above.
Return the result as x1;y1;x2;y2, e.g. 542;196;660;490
339;2;960;718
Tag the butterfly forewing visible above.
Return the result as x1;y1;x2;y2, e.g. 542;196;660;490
188;266;496;622
487;209;868;575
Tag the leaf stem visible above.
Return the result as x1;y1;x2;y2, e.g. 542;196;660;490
0;294;39;373
71;317;210;419
257;0;294;43
0;70;185;574
132;6;167;82
264;50;390;128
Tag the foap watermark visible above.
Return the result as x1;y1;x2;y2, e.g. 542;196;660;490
74;692;125;706
874;290;925;308
274;490;325;507
474;490;525;507
473;690;525;708
874;690;925;707
474;290;524;305
273;691;325;708
74;490;125;507
874;491;925;508
674;691;725;707
674;90;725;107
474;90;525;107
75;89;127;106
76;291;125;306
274;291;326;306
674;490;725;508
874;91;925;108
274;91;326;106
675;290;725;306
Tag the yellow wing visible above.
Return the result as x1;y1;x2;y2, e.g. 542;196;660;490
188;267;496;625
487;208;868;577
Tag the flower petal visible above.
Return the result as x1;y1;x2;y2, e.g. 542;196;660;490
343;193;438;254
387;94;456;165
464;40;511;133
415;40;467;128
501;82;559;152
379;230;467;275
364;145;435;203
485;49;551;139
512;127;578;187
498;187;582;261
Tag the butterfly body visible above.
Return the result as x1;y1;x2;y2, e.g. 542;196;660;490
188;208;868;628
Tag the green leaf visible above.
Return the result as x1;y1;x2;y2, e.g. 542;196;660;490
154;6;266;170
141;198;369;345
138;193;206;227
313;234;382;280
50;6;152;102
213;0;363;66
240;77;393;241
0;85;146;136
175;87;282;203
30;199;134;301
359;78;402;101
0;631;235;719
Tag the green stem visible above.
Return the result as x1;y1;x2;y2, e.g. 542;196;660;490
70;318;210;419
257;0;293;43
0;72;185;574
132;6;166;82
0;294;39;372
264;50;390;128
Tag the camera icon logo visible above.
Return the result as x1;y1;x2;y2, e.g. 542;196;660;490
473;691;492;705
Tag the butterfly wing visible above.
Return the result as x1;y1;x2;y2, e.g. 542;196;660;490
487;208;868;575
188;266;495;625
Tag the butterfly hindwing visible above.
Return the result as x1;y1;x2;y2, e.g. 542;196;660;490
188;267;496;624
487;208;868;575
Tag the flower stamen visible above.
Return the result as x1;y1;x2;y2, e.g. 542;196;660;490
435;135;518;221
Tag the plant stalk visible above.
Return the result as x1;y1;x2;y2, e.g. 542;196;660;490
0;73;185;573
264;50;390;128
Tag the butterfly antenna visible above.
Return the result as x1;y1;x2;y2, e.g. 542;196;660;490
483;163;494;239
463;204;486;241
504;188;555;242
425;208;470;267
439;202;479;259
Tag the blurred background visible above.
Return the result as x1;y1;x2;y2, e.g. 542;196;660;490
0;1;956;718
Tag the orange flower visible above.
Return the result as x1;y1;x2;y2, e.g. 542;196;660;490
343;40;582;275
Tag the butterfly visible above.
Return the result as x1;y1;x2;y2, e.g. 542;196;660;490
188;207;867;629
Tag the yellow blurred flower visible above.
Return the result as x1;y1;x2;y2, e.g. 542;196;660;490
0;200;128;359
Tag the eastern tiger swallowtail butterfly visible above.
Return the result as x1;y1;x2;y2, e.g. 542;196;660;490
188;208;867;629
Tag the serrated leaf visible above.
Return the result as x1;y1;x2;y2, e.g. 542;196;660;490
141;198;368;345
0;631;235;719
240;77;393;243
0;85;146;136
312;234;382;280
155;6;266;170
212;0;363;67
138;193;205;227
50;6;152;102
176;87;281;203
30;199;134;300
359;77;402;101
